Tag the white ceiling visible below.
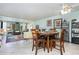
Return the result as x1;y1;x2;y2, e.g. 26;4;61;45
0;3;79;20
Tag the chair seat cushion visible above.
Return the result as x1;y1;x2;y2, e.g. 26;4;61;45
39;34;47;39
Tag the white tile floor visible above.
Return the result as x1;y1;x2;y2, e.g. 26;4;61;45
0;39;79;55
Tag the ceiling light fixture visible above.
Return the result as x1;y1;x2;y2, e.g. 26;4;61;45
61;4;72;15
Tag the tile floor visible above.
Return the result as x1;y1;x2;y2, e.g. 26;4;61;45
0;39;79;55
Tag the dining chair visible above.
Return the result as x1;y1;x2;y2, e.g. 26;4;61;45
55;29;65;55
31;29;37;51
59;29;65;55
49;28;57;51
31;29;46;55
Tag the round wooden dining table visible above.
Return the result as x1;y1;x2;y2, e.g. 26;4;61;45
40;31;59;53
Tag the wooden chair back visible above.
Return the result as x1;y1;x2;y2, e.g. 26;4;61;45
59;29;65;55
31;29;40;39
31;29;37;39
60;29;65;44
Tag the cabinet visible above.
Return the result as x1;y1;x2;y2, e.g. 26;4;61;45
71;19;79;44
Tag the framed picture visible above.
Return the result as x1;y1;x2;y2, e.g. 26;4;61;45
54;18;62;29
47;20;52;26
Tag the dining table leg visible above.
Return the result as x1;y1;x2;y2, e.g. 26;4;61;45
47;36;49;53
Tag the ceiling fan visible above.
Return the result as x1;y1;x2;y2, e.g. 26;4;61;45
61;4;72;15
60;3;79;15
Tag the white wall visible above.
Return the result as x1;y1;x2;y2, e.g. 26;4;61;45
34;15;62;30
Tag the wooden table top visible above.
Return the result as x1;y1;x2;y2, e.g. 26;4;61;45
40;31;59;35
